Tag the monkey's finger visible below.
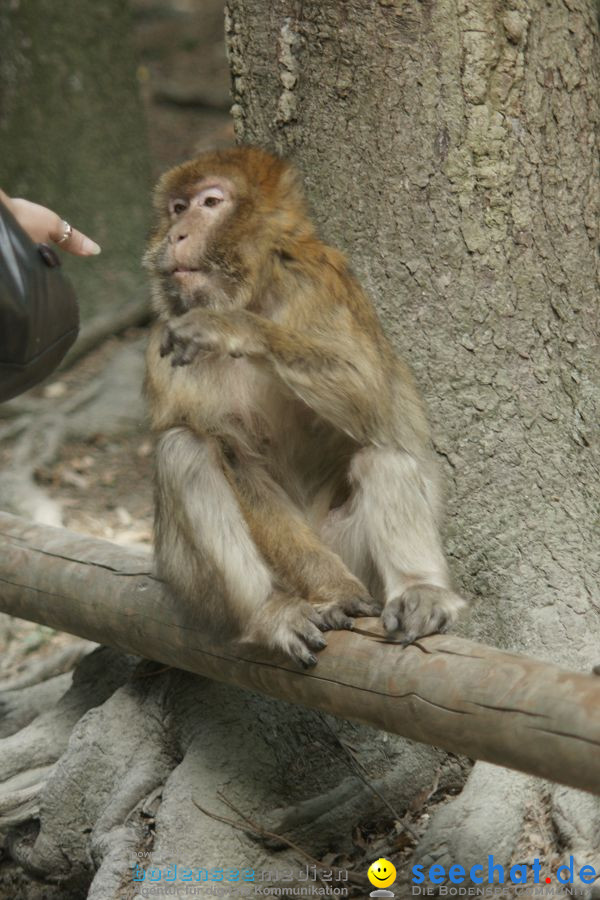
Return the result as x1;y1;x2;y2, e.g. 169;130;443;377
171;342;199;367
159;328;174;357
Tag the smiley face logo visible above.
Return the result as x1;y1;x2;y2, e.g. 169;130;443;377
368;858;397;889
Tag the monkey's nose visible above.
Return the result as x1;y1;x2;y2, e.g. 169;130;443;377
168;231;188;245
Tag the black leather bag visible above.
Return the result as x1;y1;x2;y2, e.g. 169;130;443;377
0;200;79;402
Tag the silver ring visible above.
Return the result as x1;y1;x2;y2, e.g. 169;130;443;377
56;220;72;245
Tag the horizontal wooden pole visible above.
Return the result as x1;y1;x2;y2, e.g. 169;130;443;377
0;512;599;794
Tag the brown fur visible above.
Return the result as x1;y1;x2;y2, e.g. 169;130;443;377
144;146;466;667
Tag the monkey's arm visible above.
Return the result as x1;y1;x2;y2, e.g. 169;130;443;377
160;309;423;446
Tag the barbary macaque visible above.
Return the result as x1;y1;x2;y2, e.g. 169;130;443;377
144;146;466;667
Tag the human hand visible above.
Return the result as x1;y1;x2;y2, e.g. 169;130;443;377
0;190;101;257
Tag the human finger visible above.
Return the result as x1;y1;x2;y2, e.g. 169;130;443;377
49;218;101;257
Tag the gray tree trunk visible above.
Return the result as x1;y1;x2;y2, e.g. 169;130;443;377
225;0;600;891
0;0;151;319
226;0;599;668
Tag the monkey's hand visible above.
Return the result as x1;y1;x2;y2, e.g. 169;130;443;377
160;309;258;366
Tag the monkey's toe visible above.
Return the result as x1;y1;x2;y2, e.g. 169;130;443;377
272;600;329;668
287;639;318;669
382;585;466;644
355;596;382;617
303;629;328;652
284;631;324;668
294;612;328;651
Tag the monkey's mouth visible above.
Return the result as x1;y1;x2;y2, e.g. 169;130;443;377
172;267;200;276
170;267;208;289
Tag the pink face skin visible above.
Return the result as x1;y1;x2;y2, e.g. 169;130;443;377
166;179;236;281
144;174;242;314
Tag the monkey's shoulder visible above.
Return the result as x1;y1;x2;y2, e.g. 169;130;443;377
274;243;386;343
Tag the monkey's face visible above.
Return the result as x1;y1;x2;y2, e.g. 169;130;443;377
144;175;244;316
145;148;310;318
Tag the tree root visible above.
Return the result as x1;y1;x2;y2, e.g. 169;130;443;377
0;674;73;739
551;785;600;898
4;645;596;899
410;763;535;880
0;648;138;788
403;763;600;899
0;653;466;898
0;766;52;829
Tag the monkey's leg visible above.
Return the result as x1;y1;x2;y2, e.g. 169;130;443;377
323;446;466;643
154;427;326;667
226;462;379;630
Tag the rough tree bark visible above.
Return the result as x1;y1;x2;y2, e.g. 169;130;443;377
224;0;600;893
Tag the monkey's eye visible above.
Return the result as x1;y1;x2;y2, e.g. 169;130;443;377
169;199;188;216
196;185;226;209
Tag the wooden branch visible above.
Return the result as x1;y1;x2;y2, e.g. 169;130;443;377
1;512;599;795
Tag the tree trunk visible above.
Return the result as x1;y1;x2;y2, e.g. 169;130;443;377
0;0;151;319
225;0;600;891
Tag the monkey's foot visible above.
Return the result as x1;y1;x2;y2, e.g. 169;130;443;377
382;585;466;644
312;591;381;631
244;596;328;669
